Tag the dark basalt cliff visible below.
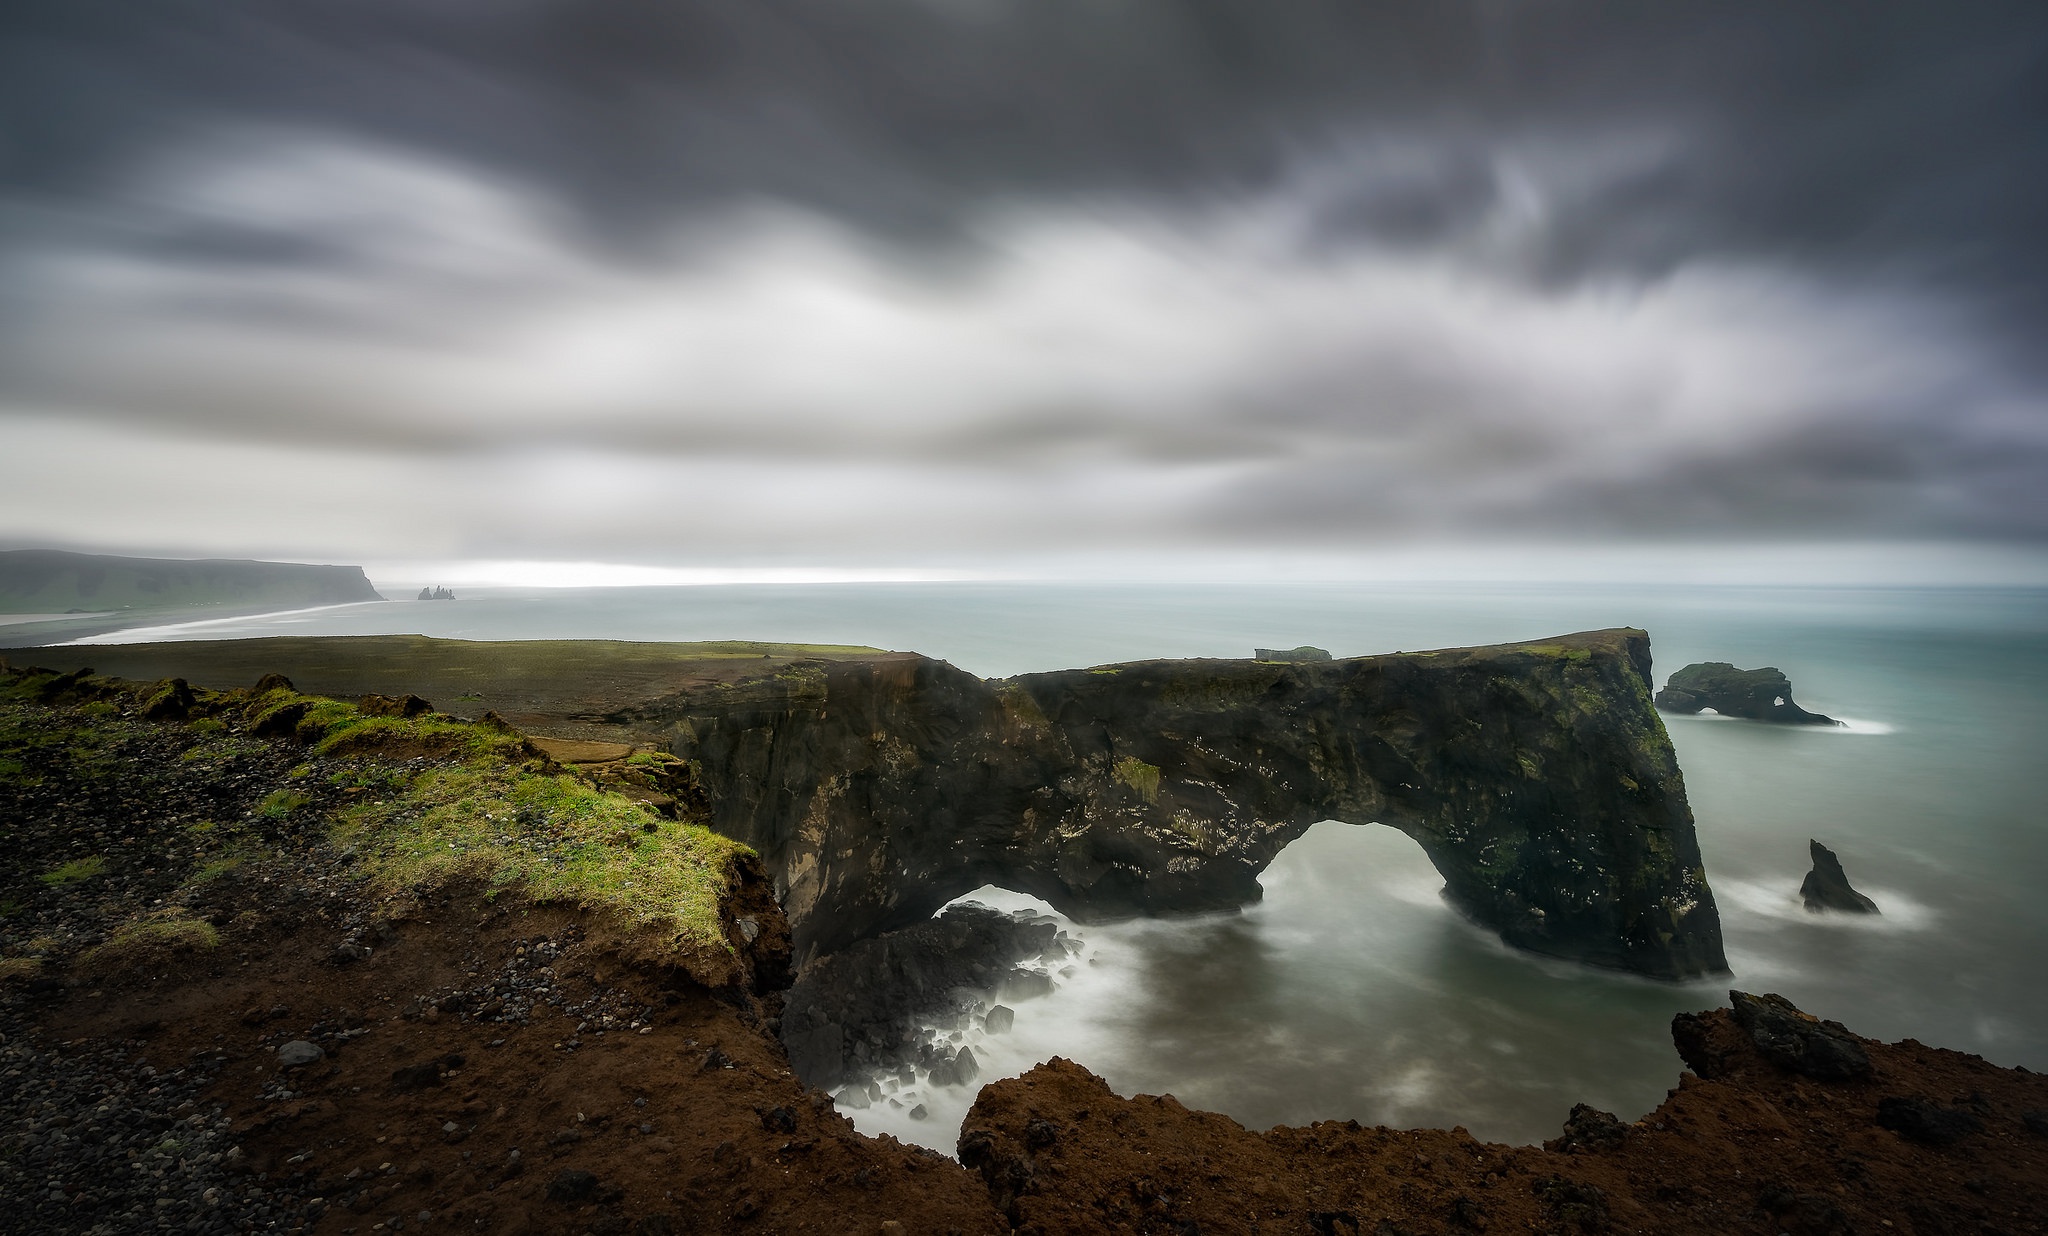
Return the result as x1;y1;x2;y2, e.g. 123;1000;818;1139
0;548;383;612
616;628;1726;980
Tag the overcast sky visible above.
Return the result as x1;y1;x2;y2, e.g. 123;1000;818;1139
2;1;2045;574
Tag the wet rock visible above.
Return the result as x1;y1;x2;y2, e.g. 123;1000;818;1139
780;904;1058;1089
984;1005;1015;1035
998;971;1054;1002
1876;1096;1983;1146
1728;991;1871;1080
1655;662;1839;725
1800;840;1879;914
275;1041;324;1068
908;1104;929;1121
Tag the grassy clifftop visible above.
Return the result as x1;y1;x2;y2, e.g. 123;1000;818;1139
0;662;766;989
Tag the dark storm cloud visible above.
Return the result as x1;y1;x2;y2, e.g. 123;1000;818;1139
1;0;2045;559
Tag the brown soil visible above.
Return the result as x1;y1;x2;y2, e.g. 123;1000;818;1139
958;1016;2048;1235
39;891;1000;1236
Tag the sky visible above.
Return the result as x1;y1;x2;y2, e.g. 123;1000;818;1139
2;1;2046;580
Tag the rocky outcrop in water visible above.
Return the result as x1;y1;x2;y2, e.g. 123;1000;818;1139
1801;839;1880;913
1655;661;1840;725
1254;646;1331;662
621;628;1726;980
780;903;1067;1092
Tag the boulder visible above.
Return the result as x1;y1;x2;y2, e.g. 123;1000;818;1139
1800;840;1879;914
1656;662;1839;725
1727;991;1870;1080
1254;646;1333;662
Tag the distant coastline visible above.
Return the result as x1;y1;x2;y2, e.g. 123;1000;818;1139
0;549;385;647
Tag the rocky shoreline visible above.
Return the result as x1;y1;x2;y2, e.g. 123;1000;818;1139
3;660;2045;1234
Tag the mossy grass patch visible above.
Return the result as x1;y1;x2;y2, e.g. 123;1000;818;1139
39;856;107;886
334;760;750;954
79;915;220;971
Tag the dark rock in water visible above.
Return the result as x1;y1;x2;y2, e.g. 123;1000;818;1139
999;970;1055;1002
780;904;1060;1090
1800;840;1879;914
1656;662;1840;725
1254;646;1332;662
984;1005;1015;1035
1876;1096;1983;1146
1728;991;1871;1080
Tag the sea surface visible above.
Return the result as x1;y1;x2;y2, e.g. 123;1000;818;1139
57;581;2048;1152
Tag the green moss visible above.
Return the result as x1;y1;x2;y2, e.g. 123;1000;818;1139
40;856;106;886
334;760;750;953
0;957;40;981
188;716;225;735
78;700;118;718
81;916;219;967
189;855;245;884
255;789;311;820
1113;756;1162;804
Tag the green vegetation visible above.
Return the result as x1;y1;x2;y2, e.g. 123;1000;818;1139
79;916;220;969
0;956;40;981
335;759;749;953
39;856;106;886
1113;756;1162;804
255;789;310;820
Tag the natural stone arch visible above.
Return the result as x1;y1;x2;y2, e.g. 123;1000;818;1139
649;628;1727;980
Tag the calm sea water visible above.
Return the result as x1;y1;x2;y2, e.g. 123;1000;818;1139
63;581;2048;1151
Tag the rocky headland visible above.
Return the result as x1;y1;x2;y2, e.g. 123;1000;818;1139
1655;662;1840;726
0;549;383;615
9;628;1727;980
1;661;2043;1234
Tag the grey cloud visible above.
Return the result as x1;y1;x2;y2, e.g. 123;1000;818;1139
1;1;2045;559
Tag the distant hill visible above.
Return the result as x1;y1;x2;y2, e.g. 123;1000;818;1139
0;550;383;613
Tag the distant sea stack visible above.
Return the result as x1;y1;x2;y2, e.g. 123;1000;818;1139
1801;839;1880;913
1655;661;1840;725
0;549;382;612
416;586;457;601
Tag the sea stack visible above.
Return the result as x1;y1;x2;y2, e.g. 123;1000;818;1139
1801;839;1880;913
1655;662;1840;725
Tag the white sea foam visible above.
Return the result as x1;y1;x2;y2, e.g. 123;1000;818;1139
1718;878;1935;931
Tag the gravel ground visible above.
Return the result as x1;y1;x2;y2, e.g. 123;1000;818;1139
0;996;325;1234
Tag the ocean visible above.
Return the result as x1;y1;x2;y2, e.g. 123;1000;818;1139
58;580;2048;1152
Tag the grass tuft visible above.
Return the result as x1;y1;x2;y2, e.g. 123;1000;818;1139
81;916;220;969
40;856;107;886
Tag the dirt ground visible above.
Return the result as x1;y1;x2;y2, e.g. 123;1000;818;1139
38;891;1001;1236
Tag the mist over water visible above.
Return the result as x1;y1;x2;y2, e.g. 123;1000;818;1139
58;581;2048;1153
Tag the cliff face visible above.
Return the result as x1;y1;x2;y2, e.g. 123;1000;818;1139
0;549;383;612
626;628;1726;980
